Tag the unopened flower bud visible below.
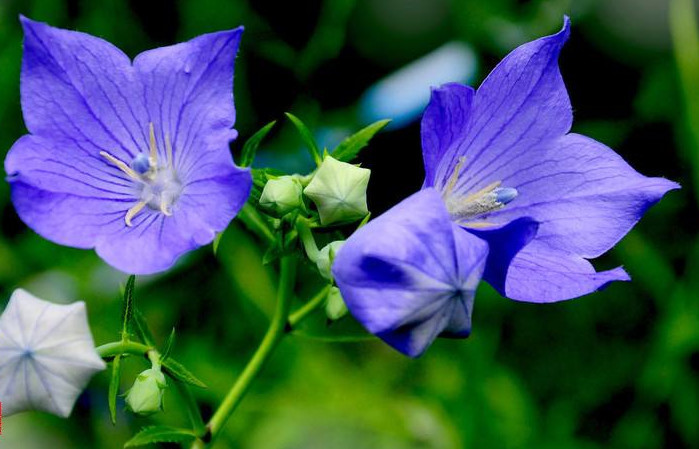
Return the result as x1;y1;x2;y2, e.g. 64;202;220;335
304;156;370;225
326;286;348;321
125;368;167;416
259;176;303;217
316;240;345;281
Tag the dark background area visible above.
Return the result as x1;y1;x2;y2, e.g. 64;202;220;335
0;0;697;448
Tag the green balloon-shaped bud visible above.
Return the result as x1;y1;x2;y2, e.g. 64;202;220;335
125;368;167;416
304;156;370;225
316;240;345;281
259;176;303;217
326;286;348;321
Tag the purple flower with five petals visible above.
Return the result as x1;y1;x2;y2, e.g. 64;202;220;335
333;17;678;357
421;17;678;302
333;189;488;357
5;17;251;274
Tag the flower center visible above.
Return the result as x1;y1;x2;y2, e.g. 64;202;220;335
100;123;182;226
441;156;518;228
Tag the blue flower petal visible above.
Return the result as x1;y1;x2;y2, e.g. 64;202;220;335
420;17;679;302
6;18;251;274
333;189;488;357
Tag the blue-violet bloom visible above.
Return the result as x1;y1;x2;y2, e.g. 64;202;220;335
333;17;679;357
333;188;488;357
0;289;105;417
5;17;251;274
421;17;679;302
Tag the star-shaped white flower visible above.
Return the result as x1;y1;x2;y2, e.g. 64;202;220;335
0;289;105;417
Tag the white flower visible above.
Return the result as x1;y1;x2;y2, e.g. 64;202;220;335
0;289;105;417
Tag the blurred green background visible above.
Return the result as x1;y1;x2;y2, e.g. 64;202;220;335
0;0;697;448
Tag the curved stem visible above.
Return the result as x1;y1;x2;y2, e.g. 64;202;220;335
203;255;297;446
238;203;275;244
296;219;320;263
288;285;331;329
96;341;152;359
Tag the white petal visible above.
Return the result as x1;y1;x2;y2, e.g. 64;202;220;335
0;289;105;418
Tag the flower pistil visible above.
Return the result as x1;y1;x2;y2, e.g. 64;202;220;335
100;123;181;226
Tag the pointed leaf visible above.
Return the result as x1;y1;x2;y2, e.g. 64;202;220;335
162;358;207;389
285;112;322;165
133;309;156;347
124;426;197;447
121;275;136;338
109;355;122;425
161;328;176;361
240;120;277;167
213;232;223;255
331;119;391;162
357;212;371;229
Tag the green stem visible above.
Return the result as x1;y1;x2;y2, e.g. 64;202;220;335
296;219;320;263
671;0;699;206
288;285;331;329
174;381;207;437
202;255;297;446
238;203;275;244
96;341;152;359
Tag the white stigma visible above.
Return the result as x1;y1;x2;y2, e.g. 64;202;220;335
441;157;518;228
100;123;181;227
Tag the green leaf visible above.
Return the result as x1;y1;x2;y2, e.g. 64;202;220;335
212;232;223;255
285;112;322;166
331;119;391;162
356;212;371;229
133;309;156;347
162;358;207;389
121;275;136;339
161;328;176;361
124;426;197;447
108;355;122;425
240;120;276;167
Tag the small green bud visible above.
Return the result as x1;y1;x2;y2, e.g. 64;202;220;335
303;156;370;225
259;176;303;217
316;240;344;281
326;286;348;321
125;368;167;416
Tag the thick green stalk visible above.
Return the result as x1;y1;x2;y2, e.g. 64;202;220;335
296;219;320;263
671;0;699;205
199;255;297;447
96;341;152;359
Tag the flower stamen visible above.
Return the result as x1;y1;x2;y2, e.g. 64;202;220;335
444;179;518;227
125;200;148;227
444;156;466;197
100;123;182;227
165;133;174;168
148;123;158;168
99;151;140;181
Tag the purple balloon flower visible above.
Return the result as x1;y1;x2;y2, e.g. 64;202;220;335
333;17;678;357
421;17;679;302
5;17;251;274
333;188;489;357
